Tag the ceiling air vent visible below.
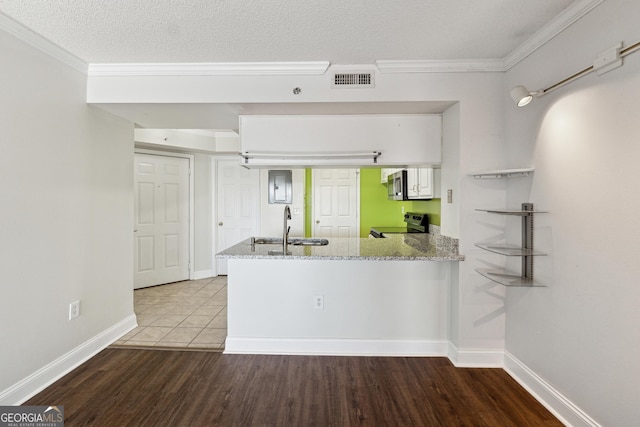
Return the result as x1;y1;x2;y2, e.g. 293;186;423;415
332;72;374;88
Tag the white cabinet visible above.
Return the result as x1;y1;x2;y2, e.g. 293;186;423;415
406;168;434;199
380;168;402;184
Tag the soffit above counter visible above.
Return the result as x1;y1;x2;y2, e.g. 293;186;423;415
238;114;442;168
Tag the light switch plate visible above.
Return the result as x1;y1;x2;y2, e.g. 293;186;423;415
69;300;80;320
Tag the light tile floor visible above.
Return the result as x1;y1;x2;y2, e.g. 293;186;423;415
112;276;227;350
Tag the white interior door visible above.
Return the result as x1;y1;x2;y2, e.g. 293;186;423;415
312;169;359;238
216;159;260;275
134;154;190;289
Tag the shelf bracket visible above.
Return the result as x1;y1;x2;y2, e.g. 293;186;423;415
522;203;534;281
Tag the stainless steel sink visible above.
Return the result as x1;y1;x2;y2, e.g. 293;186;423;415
252;237;282;245
251;237;329;246
290;238;329;246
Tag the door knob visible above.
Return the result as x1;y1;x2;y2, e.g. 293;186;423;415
218;222;223;226
316;220;320;224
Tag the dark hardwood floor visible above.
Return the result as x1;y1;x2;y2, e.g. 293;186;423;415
26;348;562;426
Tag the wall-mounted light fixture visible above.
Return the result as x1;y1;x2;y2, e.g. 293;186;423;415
511;40;640;107
510;86;537;107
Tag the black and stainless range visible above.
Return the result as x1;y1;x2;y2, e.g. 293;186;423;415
369;212;429;238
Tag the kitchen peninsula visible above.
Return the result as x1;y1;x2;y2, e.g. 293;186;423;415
218;234;463;356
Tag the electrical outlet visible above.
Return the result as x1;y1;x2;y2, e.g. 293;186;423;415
69;300;80;320
313;295;324;310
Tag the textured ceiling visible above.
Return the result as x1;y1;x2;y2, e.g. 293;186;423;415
0;0;576;64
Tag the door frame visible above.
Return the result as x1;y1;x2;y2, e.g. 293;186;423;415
135;148;195;281
211;155;262;277
311;168;360;237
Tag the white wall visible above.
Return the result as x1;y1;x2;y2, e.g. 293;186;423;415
193;153;213;274
0;28;134;402
504;0;640;425
226;259;451;355
240;114;442;166
441;103;460;238
445;75;507;359
134;128;240;153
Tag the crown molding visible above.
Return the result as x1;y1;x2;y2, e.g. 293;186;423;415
88;61;331;77
503;0;604;70
375;59;505;74
0;11;88;74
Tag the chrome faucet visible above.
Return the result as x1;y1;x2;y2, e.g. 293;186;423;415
283;205;291;254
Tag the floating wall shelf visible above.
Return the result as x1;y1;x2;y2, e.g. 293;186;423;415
476;208;547;216
475;203;547;287
469;168;534;179
475;243;546;257
476;269;546;287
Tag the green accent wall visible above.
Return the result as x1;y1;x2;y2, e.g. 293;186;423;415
304;168;441;238
359;169;440;237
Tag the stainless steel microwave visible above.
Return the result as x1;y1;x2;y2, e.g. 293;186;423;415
387;170;407;200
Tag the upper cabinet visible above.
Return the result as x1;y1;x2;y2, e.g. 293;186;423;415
406;168;434;199
380;168;402;184
239;114;442;168
382;167;440;199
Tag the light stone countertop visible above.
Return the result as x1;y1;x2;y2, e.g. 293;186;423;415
217;234;464;261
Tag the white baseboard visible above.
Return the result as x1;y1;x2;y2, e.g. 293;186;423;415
504;352;600;427
447;342;504;367
193;270;214;280
225;337;449;357
225;338;506;365
0;314;138;405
